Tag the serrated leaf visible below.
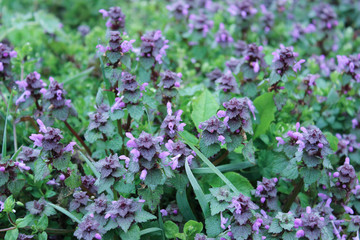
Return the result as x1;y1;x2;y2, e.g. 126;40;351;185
128;105;144;121
64;172;81;189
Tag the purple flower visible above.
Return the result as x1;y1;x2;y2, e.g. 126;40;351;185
121;39;135;53
17;146;40;163
207;68;223;88
100;7;126;31
160;102;186;138
254;177;278;210
228;0;257;20
293;59;306;72
165;140;193;169
188;14;214;37
140;30;169;64
111;96;125;113
216;71;240;93
314;3;338;31
69;191;89;212
215;23;233;48
271;45;299;77
96;154;123;179
74;215;103;240
167;1;189;20
0;43;16;80
220;211;228;229
229;193;258;226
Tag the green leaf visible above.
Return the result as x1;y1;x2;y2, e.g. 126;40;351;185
176;188;197;221
34;158;50;182
53;152;71;171
207;172;253;196
120;224;140;240
128;105;144;121
64;172;81;189
7;179;25;196
140;57;155;70
16;214;34;228
185;160;210;217
191;89;219;130
205;215;222;237
121;55;131;69
134;210;157;223
34;11;60;33
181;131;199;146
253;92;276;138
4;195;15;213
79;151;100;179
140;227;163;236
164;221;180;239
37;232;48;240
36;215;49;231
324;132;339;151
5;228;18;240
183;220;203;239
326;88;339;105
268;219;282;234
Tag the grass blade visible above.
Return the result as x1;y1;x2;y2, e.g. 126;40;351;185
185;160;210;218
78;151;100;179
140;227;162;236
63;67;94;84
192;162;253;174
2;93;13;157
180;132;239;195
46;201;81;224
176;188;197;221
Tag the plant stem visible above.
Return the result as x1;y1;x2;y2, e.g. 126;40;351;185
283;178;304;212
64;120;91;156
212;150;229;166
0;226;16;232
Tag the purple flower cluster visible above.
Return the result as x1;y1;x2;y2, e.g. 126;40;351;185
337;54;360;82
295;207;326;240
121;132;168;181
15;71;46;106
165;140;194;170
77;25;90;37
87;104;114;138
225;59;242;74
0;43;17;79
96;154;124;179
160;202;183;223
74;215;103;240
166;1;189;20
160;102;186;139
104;196;142;232
333;157;357;190
69;191;89;212
254;177;278;210
158;70;182;99
312;55;336;77
206;68;223;88
199;116;227;146
242;43;266;78
336;134;360;157
234;40;247;57
140;30;169;64
215;71;239;93
99;7;126;31
300;74;319;96
215;23;233;48
291;23;316;42
116;72;147;104
314;3;338;31
228;193;259;239
219;97;256;134
271;45;305;77
29;119;76;159
228;0;257;20
188;14;214;37
26;198;46;215
352;110;360;129
82;175;98;194
276;123;331;162
260;5;274;33
17;146;40;163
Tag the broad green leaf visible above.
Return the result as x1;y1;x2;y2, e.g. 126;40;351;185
191;89;219;130
183;220;203;239
253;92;276;138
324;132;339;151
164;221;179;239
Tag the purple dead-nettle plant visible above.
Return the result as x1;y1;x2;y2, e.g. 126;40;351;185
348;215;360;233
77;25;90;37
337;54;360;83
215;23;233;48
228;193;259;240
0;42;17;80
96;154;125;180
160;102;186;139
164;140;194;170
16;146;40;163
117;72;147;103
188;13;214;38
314;3;338;31
86;193;108;216
336;134;360;157
352;110;360;129
206;68;223;88
140;30;169;64
295;206;327;240
199;116;227;147
99;6;126;31
158;70;182;99
121;131;169;186
160;202;183;223
300;74;319;96
15;71;46;107
333;157;357;191
241;43;267;79
81;175;98;194
207;186;235;216
234;40;247;57
69;191;89;212
86;103;115;142
311;55;336;77
225;58;242;74
276;123;333;176
74;215;103;240
219;97;257;134
271;45;305;79
42;77;77;121
291;23;316;42
166;1;190;20
17;234;34;240
25;198;55;216
253;177;278;210
259;5;274;33
228;0;257;20
29;119;76;159
104;196;151;232
216;70;240;93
